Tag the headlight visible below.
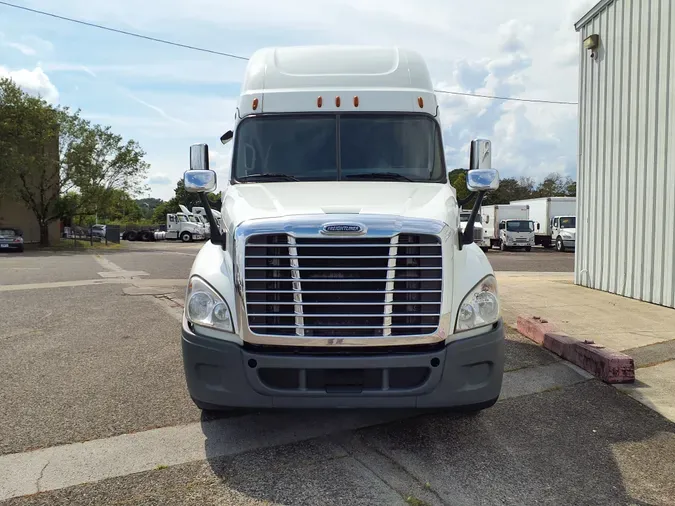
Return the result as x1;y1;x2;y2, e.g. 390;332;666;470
455;275;500;332
185;276;234;333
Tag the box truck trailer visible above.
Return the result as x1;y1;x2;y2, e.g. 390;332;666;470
510;197;576;250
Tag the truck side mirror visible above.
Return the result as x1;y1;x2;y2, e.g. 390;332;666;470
190;143;210;171
469;139;492;170
466;169;500;192
184;170;217;193
537;223;540;231
220;130;233;145
499;223;505;230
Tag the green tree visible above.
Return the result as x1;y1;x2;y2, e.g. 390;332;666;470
0;78;93;245
449;171;471;203
70;124;150;220
136;197;164;219
0;77;151;245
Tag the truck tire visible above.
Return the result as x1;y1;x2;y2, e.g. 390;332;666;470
126;230;138;241
141;231;152;242
180;231;192;243
543;239;552;249
480;246;489;253
556;236;565;252
525;246;532;252
500;240;507;252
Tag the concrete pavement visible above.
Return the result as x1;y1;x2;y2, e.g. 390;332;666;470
1;246;674;505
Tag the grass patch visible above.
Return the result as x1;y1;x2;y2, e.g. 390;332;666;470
154;464;168;470
47;240;124;251
405;496;430;506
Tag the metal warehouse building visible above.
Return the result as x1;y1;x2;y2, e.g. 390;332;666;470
575;0;675;308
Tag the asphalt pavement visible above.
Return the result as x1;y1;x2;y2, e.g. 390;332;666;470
1;242;673;506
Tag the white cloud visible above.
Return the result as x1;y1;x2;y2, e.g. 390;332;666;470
0;66;59;103
7;42;37;56
147;173;172;185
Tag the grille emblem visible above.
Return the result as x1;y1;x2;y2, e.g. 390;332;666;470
320;222;367;235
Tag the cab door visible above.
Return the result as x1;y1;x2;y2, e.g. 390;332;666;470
166;214;179;240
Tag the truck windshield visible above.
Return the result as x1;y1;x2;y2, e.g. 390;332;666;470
559;217;576;228
506;221;533;232
231;114;446;183
460;213;481;223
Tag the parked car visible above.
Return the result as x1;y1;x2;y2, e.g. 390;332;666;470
0;227;24;252
91;224;107;238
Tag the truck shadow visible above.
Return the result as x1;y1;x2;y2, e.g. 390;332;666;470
199;341;675;505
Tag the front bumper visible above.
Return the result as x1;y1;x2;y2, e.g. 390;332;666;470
182;319;505;409
0;242;23;251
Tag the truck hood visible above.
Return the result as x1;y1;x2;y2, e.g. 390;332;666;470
560;228;576;237
222;182;457;231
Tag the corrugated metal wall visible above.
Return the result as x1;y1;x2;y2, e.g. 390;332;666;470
576;0;675;307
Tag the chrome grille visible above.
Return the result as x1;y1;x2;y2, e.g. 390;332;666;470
244;233;442;338
473;227;483;242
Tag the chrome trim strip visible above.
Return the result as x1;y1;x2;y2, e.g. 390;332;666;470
383;235;399;337
287;236;304;337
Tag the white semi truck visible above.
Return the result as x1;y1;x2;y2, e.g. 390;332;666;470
510;197;576;250
482;204;534;251
459;209;489;252
180;45;504;413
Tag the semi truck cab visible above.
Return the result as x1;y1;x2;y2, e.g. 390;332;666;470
551;215;576;252
459;211;489;253
180;45;504;412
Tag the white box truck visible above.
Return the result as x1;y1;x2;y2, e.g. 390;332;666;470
482;204;534;251
179;45;505;413
510;197;576;250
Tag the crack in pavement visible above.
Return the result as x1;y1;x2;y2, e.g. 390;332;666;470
334;433;448;506
36;460;50;492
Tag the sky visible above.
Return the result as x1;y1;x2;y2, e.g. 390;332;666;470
0;0;597;200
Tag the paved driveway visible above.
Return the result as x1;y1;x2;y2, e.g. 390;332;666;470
1;245;672;506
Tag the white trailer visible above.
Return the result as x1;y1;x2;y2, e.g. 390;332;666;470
482;204;533;251
510;197;576;250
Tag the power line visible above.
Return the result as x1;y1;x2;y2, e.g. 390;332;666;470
434;89;577;105
0;1;248;60
1;0;578;105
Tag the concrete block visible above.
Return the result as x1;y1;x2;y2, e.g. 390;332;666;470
517;315;558;345
542;332;577;360
516;315;635;385
571;342;635;384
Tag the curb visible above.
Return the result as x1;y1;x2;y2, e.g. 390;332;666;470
516;315;635;384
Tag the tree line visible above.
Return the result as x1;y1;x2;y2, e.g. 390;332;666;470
0;78;149;245
448;168;576;207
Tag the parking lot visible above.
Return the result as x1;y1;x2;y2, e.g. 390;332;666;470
1;243;673;505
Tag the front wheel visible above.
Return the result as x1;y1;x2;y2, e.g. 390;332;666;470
180;232;192;243
500;241;507;252
556;237;565;252
480;247;489;253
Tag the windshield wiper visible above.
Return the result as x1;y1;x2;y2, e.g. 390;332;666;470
237;173;299;182
344;172;413;182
